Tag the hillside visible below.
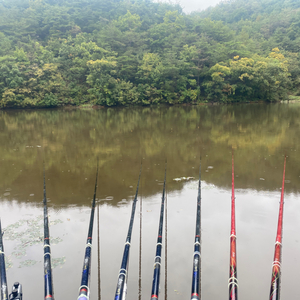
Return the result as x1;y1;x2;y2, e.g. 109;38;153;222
0;0;299;108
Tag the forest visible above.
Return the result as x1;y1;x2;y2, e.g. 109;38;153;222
0;0;299;107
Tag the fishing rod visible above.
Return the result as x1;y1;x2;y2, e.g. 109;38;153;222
0;220;23;300
114;164;142;300
269;156;287;300
97;201;101;300
0;219;8;300
78;162;99;300
43;167;54;300
151;163;167;300
229;153;238;300
138;183;142;300
190;160;201;300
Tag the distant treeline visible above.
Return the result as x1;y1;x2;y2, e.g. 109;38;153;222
0;0;299;108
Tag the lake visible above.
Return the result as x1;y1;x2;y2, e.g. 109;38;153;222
0;103;299;300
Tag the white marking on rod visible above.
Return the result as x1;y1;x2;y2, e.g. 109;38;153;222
78;285;90;297
193;251;201;257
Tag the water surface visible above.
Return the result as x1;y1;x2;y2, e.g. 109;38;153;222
0;103;299;299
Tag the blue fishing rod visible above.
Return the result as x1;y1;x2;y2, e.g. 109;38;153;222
150;164;167;300
78;162;99;300
114;164;142;300
0;219;8;300
190;160;201;300
0;220;22;300
43;167;54;300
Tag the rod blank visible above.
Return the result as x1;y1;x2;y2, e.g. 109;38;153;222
191;161;201;300
229;153;238;300
151;164;167;300
78;162;99;300
114;164;142;300
43;168;54;300
269;156;287;300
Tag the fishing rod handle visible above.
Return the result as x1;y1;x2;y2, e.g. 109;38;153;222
9;282;22;300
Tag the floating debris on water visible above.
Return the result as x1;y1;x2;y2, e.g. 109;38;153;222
105;196;114;201
52;257;66;268
3;192;10;196
119;199;128;204
51;237;63;245
3;215;63;263
207;166;214;169
5;255;13;270
188;181;215;190
117;198;128;207
174;289;182;295
29;194;34;196
12;249;26;258
50;219;63;226
260;178;265;181
19;260;39;268
173;177;194;182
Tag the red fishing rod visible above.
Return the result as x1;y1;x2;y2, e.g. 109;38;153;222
269;156;287;300
229;153;238;300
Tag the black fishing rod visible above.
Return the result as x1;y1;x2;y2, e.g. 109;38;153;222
114;164;142;300
43;167;54;300
78;162;99;300
190;160;201;300
0;219;8;300
150;164;167;300
0;220;23;300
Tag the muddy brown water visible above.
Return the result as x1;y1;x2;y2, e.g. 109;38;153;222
0;103;300;299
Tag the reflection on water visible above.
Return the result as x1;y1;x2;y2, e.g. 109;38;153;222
0;103;300;299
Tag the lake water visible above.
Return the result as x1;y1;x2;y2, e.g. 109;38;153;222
0;103;300;300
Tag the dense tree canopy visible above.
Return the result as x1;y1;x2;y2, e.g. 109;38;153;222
0;0;299;107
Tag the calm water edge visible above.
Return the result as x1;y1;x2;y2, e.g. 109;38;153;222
0;103;300;299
